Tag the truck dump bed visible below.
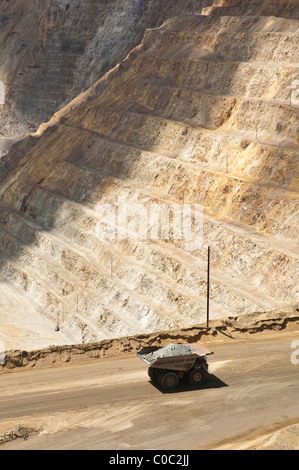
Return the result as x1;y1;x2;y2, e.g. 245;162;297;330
137;343;213;372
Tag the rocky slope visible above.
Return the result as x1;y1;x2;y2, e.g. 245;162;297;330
0;1;298;349
203;0;299;19
0;0;212;156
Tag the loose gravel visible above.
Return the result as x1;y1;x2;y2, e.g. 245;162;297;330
140;343;193;364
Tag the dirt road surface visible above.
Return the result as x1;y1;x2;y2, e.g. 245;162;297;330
0;330;298;450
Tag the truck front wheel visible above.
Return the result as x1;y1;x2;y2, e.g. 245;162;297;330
188;368;207;386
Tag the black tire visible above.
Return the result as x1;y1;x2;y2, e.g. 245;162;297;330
148;367;157;382
159;371;179;391
188;367;207;386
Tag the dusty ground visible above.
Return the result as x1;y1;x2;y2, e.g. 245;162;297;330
0;328;298;450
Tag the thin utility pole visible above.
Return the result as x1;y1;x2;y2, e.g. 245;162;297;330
207;246;210;329
55;312;60;332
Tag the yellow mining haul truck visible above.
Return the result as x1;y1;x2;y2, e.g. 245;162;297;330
137;343;214;391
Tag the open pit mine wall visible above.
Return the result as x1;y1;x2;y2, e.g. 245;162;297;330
0;0;298;153
0;7;298;348
0;0;213;156
1;0;298;153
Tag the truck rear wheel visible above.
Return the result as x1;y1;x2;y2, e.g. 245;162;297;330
158;371;179;391
188;367;207;386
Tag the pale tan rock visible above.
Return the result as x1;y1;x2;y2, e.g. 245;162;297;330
0;1;298;349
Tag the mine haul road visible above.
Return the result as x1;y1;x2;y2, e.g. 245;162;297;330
0;330;298;450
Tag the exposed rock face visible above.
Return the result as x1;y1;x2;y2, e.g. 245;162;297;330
0;1;298;349
203;0;299;19
0;0;212;156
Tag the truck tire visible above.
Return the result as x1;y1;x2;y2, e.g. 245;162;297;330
188;367;207;386
158;371;179;391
